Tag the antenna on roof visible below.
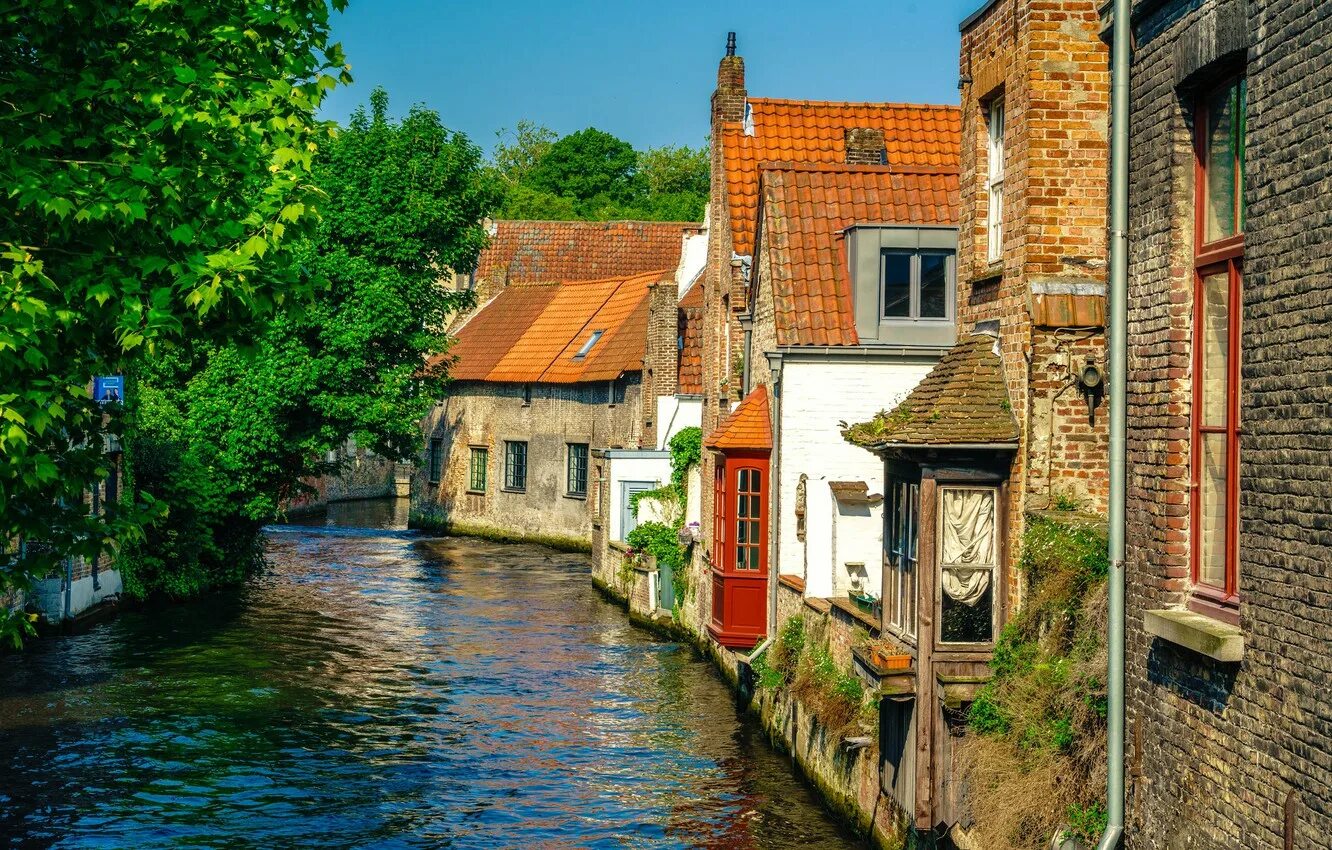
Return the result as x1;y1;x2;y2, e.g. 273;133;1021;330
726;32;736;57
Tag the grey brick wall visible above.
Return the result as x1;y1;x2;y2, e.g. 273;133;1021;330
1124;1;1332;846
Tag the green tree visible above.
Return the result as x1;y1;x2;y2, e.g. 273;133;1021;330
637;143;709;221
491;120;558;189
123;88;498;599
526;127;645;208
0;0;349;646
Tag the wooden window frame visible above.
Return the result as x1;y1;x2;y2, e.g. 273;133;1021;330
566;443;589;497
503;440;527;492
986;97;1005;264
1189;74;1245;622
885;473;921;643
936;484;1001;648
467;445;487;494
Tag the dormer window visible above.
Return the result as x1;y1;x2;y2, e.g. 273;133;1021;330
847;225;958;348
882;248;952;320
573;329;604;359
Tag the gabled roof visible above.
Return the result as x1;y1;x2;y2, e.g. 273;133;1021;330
473;220;693;284
678;280;704;395
842;333;1019;449
706;385;772;452
446;270;668;384
759;163;960;347
719;99;961;256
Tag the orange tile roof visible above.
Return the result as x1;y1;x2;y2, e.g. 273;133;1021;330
678;280;704;395
760;163;960;346
448;270;668;384
720;99;961;256
473;220;693;284
705;385;772;451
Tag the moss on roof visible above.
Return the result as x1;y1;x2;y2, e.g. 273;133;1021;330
842;333;1019;449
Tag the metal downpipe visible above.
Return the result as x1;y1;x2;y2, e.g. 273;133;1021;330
1098;0;1130;847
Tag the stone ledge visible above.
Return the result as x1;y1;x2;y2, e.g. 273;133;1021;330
1144;608;1244;663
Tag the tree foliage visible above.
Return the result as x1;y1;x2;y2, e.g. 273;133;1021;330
493;123;708;222
122;88;498;599
0;0;349;646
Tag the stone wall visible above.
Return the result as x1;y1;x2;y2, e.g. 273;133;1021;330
416;377;642;545
287;447;398;516
1123;0;1332;847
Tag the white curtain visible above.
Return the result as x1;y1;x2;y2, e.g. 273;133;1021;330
940;489;995;606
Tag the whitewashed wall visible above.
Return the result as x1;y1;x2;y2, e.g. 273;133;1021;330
605;451;670;542
776;358;935;599
654;396;702;450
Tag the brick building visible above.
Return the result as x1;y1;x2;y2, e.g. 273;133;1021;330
689;36;964;652
1121;1;1332;847
841;0;1112;834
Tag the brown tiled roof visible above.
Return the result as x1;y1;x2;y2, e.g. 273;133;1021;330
842;333;1019;449
705;385;772;451
760;163;960;346
720;99;961;256
447;270;668;384
473;220;693;284
678;280;704;395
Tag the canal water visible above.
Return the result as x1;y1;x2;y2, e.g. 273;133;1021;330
0;499;861;849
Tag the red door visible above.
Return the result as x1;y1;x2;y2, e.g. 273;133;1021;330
709;452;769;649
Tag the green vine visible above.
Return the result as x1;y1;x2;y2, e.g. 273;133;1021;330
624;427;701;613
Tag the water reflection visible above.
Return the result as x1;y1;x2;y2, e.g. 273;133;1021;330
0;500;860;849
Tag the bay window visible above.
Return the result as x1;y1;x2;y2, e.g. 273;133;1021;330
1192;74;1245;614
709;452;769;648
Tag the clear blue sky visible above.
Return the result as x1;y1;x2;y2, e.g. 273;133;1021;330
320;0;984;154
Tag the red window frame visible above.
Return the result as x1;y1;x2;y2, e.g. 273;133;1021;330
1190;74;1245;620
709;452;771;649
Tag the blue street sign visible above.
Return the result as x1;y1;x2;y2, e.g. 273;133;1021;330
94;376;125;404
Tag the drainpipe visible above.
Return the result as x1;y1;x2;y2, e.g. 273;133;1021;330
1099;0;1129;847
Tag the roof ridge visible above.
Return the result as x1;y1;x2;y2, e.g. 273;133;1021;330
491;218;700;227
757;161;961;175
745;96;962;112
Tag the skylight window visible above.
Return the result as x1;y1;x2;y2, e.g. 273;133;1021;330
574;330;604;359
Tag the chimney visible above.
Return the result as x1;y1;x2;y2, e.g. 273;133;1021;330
712;32;746;124
845;127;887;165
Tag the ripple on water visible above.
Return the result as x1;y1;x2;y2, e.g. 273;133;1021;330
0;500;862;849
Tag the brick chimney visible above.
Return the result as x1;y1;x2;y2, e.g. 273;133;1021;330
845;127;886;165
712;32;747;124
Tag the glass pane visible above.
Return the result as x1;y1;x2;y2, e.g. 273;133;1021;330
749;494;761;517
1200;271;1229;427
737;519;748;544
738;468;749;492
920;252;949;318
1199;433;1228;588
736;547;746;569
883;251;911;318
750;542;761;570
1237;78;1246;233
1204;81;1238;243
941;576;993;643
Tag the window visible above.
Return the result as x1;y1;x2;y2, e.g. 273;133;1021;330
1192;74;1245;611
428;437;444;484
734;467;763;570
503;440;527;491
881;249;954;320
522;384;532;406
566;443;589;496
574;330;604;359
986;98;1005;263
938;486;998;644
468;446;487;493
886;476;920;640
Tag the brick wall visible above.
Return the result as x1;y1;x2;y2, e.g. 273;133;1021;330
1124;1;1332;847
958;0;1112;582
640;282;680;450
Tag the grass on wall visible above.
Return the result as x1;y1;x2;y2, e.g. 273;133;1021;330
957;511;1110;849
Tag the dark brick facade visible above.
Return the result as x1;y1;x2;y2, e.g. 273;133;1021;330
1124;1;1332;846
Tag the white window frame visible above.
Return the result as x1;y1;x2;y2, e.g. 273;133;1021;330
986;99;1005;264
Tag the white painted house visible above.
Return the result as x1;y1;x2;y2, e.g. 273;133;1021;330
745;162;961;604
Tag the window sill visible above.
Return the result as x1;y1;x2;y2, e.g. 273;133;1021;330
501;487;526;495
564;492;587;501
465;489;486;496
1144;608;1244;663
